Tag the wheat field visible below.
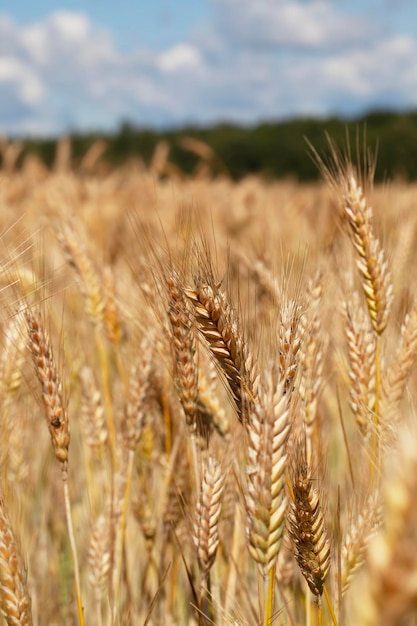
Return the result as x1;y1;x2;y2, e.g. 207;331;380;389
0;138;417;626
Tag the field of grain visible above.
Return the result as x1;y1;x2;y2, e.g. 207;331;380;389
0;140;417;626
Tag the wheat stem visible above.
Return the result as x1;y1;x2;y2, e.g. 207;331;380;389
324;584;338;626
95;326;117;470
370;336;381;488
63;478;85;626
112;449;134;625
263;565;276;626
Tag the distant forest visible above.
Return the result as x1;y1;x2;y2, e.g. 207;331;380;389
11;109;417;180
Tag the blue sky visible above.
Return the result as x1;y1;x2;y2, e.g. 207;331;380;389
1;0;417;135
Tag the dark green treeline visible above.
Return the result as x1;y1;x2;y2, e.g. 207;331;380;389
11;110;417;181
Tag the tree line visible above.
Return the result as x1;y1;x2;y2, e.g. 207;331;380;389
13;109;417;180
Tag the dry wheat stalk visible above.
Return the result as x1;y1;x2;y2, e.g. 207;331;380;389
193;455;224;581
342;174;393;335
186;276;257;423
288;439;331;598
25;308;70;473
245;369;291;577
345;298;376;435
0;495;33;626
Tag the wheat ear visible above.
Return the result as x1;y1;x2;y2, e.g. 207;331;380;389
193;454;224;622
88;513;111;626
186;276;257;423
382;301;417;424
25;309;70;472
25;308;84;626
56;223;105;327
342;175;392;336
342;175;393;484
0;495;33;626
166;271;199;435
299;275;324;464
79;365;108;454
344;298;376;436
341;494;380;594
288;439;331;600
245;370;290;576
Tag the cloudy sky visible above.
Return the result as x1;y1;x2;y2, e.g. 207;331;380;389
1;0;416;135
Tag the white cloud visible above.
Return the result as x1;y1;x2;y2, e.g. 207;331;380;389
49;10;90;41
0;4;417;135
0;57;44;105
157;43;202;72
212;0;372;50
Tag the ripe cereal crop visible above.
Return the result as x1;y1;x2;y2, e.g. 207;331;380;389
0;138;416;625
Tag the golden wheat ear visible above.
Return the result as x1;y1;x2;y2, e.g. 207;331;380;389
166;270;200;435
186;266;258;424
25;308;70;472
0;495;33;626
288;437;331;600
245;369;291;578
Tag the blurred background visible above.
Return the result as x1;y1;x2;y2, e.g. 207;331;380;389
1;0;417;180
